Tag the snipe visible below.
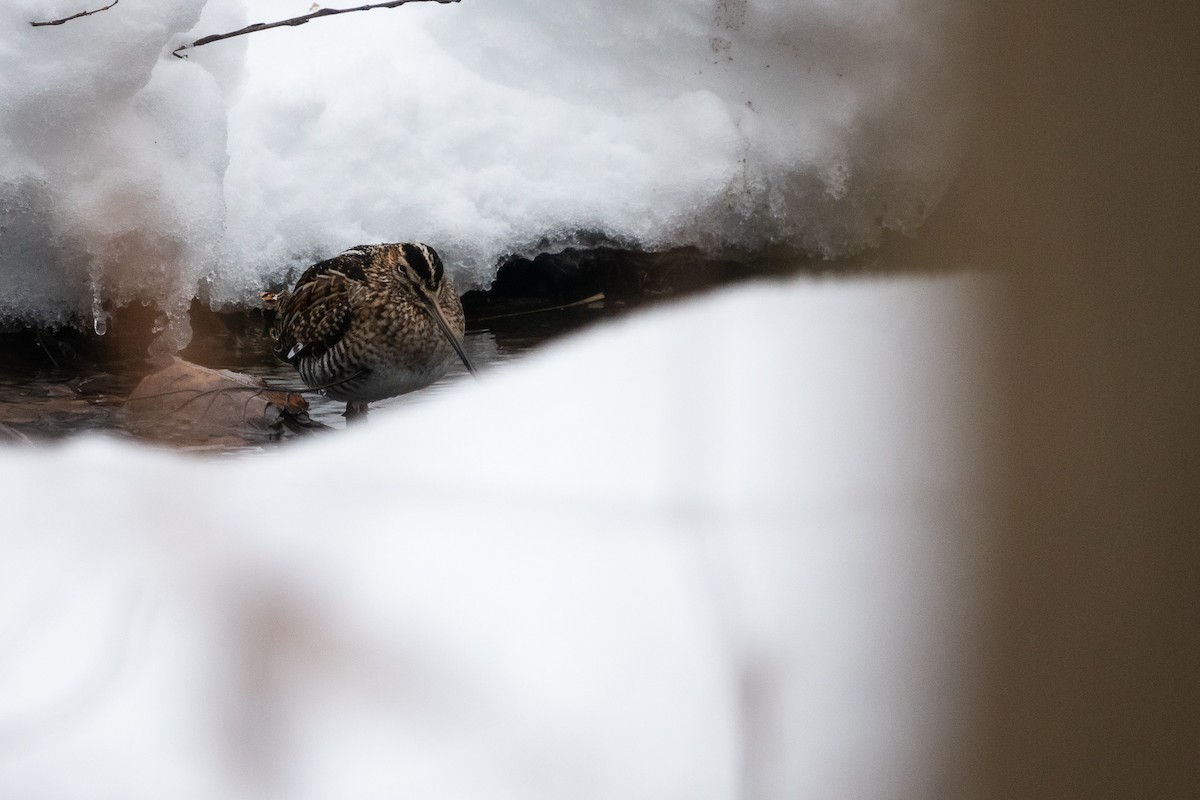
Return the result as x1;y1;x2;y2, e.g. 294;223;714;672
263;243;475;422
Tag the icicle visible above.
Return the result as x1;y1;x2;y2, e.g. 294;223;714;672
92;292;108;336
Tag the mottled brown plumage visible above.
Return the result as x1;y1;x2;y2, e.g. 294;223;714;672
264;243;474;421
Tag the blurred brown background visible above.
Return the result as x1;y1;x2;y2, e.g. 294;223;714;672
920;4;1199;797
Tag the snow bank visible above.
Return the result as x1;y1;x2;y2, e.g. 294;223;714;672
0;0;245;351
0;274;992;799
1;0;961;347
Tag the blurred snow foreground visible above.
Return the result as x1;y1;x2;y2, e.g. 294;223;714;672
0;0;959;350
0;274;990;799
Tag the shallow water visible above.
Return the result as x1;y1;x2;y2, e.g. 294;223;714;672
0;245;880;452
0;294;625;453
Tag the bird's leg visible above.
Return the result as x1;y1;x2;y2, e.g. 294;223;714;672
344;400;370;424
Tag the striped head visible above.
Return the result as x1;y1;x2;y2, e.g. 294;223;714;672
391;242;445;293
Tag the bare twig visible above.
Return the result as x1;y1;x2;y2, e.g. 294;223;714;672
172;0;460;59
472;293;607;323
29;0;118;27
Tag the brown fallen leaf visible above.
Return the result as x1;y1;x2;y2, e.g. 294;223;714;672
125;358;325;437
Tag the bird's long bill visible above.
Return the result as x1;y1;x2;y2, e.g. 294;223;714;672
420;293;478;376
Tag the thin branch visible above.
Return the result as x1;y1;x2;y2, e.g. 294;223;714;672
172;0;459;59
472;293;607;323
29;0;118;27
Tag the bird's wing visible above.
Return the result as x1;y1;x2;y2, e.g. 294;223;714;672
291;248;372;287
272;269;357;364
